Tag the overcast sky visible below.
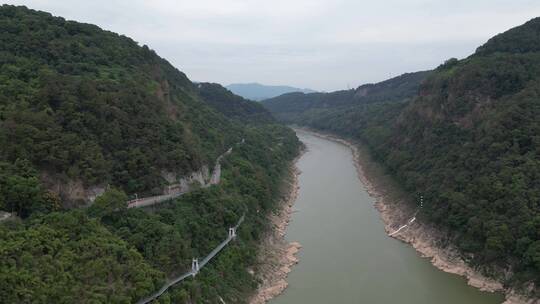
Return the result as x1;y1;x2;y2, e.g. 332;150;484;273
5;1;540;91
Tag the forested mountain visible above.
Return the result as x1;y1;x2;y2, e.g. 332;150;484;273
263;18;540;296
196;82;275;123
0;5;249;211
0;5;301;303
262;71;430;123
226;82;316;101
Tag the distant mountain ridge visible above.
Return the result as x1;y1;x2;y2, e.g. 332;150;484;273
226;82;316;101
196;82;275;123
262;71;430;122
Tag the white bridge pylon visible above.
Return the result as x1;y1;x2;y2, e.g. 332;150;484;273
191;258;199;277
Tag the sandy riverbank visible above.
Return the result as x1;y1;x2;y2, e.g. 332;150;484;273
248;152;304;304
298;128;538;304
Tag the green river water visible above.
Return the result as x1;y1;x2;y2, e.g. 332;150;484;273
270;130;504;304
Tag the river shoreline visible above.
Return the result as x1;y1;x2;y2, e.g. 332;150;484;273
248;150;304;304
295;128;537;304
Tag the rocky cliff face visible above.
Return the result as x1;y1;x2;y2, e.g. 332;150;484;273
162;165;211;192
40;172;107;208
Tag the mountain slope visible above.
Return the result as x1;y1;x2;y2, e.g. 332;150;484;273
197;82;274;123
262;71;430;123
475;17;540;55
385;22;540;280
0;5;301;304
226;82;316;101
0;5;244;210
264;18;540;296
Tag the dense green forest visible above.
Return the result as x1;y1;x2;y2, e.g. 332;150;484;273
263;71;430;123
196;82;275;124
0;4;248;211
1;125;299;303
0;5;301;303
263;18;540;296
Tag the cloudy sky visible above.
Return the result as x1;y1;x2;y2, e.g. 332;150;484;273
5;1;540;91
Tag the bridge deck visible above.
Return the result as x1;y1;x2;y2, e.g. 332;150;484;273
136;214;245;304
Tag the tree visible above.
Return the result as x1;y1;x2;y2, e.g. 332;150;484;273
89;188;128;218
3;175;43;218
526;241;540;272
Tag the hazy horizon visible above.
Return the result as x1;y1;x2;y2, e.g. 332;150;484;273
4;0;540;91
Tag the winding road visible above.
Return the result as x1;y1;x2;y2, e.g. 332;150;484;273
127;146;234;209
130;142;244;303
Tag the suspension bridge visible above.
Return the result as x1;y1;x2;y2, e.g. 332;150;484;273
136;214;245;304
120;141;244;302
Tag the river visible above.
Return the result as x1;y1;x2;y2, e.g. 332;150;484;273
270;130;504;304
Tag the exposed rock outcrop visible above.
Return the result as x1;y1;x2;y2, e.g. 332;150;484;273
249;155;303;304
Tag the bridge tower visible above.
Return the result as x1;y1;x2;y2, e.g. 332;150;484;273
191;258;199;277
229;227;236;239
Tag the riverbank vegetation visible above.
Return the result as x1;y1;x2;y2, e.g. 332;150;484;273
263;18;540;296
